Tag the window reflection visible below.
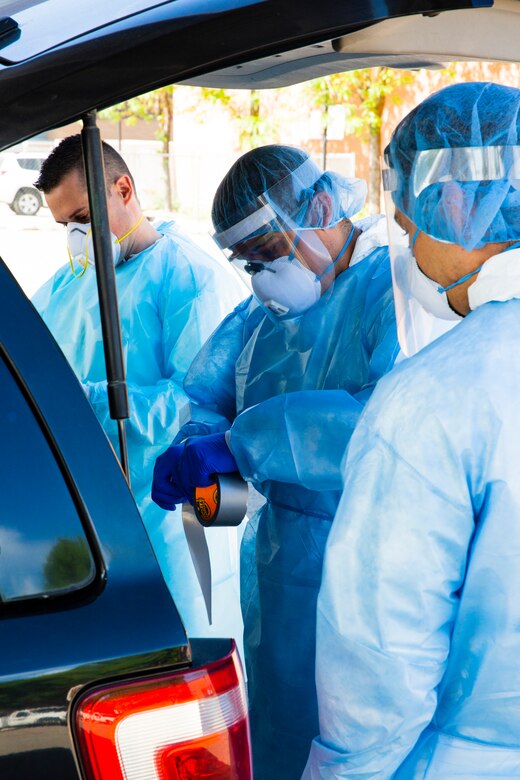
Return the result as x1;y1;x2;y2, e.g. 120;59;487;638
0;356;95;602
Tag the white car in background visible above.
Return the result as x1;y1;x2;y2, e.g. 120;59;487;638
0;153;45;216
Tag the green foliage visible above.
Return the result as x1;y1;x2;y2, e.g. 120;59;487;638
100;95;154;126
306;68;420;210
306;77;331;109
199;87;234;108
197;87;275;151
100;86;175;143
43;536;92;590
306;67;417;140
342;69;416;136
100;86;176;209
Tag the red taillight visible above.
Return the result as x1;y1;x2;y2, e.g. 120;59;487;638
73;643;252;780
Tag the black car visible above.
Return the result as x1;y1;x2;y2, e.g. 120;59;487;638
0;1;516;778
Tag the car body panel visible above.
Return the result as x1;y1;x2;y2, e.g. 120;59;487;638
0;260;190;778
0;0;496;150
0;152;42;199
0;0;171;63
184;1;519;89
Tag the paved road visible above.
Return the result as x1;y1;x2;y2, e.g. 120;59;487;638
0;724;67;755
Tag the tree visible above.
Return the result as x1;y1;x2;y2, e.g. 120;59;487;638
100;86;177;211
307;68;417;212
198;87;275;151
305;77;332;170
43;537;92;590
341;68;418;212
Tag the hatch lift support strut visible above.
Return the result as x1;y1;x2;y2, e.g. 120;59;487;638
81;111;130;484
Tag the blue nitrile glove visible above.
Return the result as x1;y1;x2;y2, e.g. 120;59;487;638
152;444;190;511
152;433;238;511
181;432;238;491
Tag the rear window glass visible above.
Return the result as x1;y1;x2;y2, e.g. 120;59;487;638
0;0;168;64
0;354;96;603
17;157;42;171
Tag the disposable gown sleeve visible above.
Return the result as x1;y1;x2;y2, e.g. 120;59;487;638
172;298;253;443
85;376;189;455
229;389;363;492
303;393;475;779
229;289;398;492
83;273;245;469
355;284;400;404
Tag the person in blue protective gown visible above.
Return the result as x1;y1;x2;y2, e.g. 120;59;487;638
32;135;246;645
151;144;400;780
303;82;520;780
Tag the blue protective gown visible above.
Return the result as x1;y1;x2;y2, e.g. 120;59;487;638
178;216;399;780
304;295;520;780
32;220;246;643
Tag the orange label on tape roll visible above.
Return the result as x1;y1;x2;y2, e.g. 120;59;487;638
194;482;219;522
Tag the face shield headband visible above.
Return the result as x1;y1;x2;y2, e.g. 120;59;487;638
211;156;325;257
384;144;520;248
384;145;520;197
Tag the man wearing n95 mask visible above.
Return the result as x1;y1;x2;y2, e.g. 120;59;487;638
151;144;400;780
32;134;245;649
304;82;520;780
65;215;143;273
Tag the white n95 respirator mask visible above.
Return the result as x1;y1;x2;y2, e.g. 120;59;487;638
67;222;121;277
251;255;322;318
408;253;463;322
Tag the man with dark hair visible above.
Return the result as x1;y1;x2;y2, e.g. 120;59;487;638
33;134;246;646
35;134;136;193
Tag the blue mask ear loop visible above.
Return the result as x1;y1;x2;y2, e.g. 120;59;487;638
287;187;315;263
286;187;356;277
315;223;357;282
287;232;301;263
439;239;520;292
438;266;483;294
413;227;483;295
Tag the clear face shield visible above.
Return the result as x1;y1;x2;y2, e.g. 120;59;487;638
382;145;520;357
382;167;456;358
212;158;346;323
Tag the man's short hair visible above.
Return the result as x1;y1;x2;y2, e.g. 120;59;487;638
211;144;365;240
35;134;135;194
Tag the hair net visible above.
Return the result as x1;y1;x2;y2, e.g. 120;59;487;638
385;82;520;250
212;144;366;249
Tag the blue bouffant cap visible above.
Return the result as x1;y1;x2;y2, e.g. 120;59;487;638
385;82;520;250
212;144;366;249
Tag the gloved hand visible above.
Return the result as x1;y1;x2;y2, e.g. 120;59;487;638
152;444;190;510
152;432;238;511
183;431;238;487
